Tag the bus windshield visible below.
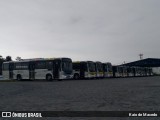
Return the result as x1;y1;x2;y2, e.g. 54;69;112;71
103;64;108;71
107;63;112;72
97;63;103;72
88;62;95;72
62;59;72;74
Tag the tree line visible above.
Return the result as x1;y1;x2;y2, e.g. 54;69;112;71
0;55;12;75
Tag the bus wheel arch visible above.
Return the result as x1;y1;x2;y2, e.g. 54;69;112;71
74;73;80;80
46;74;53;81
17;74;22;81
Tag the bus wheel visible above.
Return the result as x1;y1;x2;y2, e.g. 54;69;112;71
46;75;53;81
17;75;22;81
74;74;79;80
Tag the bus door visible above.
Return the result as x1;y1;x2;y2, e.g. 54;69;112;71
53;60;60;79
80;62;86;78
9;63;14;79
29;62;35;80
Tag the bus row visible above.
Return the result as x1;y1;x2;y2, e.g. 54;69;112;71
72;61;153;79
2;57;153;81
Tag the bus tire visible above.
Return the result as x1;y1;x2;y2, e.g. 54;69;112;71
74;74;79;80
46;74;53;81
17;75;22;81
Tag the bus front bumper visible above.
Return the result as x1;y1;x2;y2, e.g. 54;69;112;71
60;74;73;79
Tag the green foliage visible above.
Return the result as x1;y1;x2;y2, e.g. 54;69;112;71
0;55;12;75
6;56;12;61
0;55;5;75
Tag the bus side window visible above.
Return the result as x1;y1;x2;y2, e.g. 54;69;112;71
14;63;21;70
46;61;52;70
21;62;29;70
3;63;9;70
35;61;46;69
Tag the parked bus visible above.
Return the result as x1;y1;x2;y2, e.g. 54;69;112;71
95;62;104;78
139;67;145;76
103;62;113;78
149;67;153;76
127;66;134;77
113;66;120;77
118;66;124;77
144;67;149;76
133;67;141;77
146;67;153;76
2;58;73;81
72;61;96;79
122;66;128;77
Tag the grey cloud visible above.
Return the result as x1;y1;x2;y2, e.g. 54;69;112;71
0;0;160;64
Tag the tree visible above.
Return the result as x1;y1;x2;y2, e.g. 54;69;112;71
0;55;5;75
6;56;12;61
16;56;22;61
0;55;2;59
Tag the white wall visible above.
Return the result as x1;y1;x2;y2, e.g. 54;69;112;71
152;67;160;75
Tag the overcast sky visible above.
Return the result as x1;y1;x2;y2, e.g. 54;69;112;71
0;0;160;64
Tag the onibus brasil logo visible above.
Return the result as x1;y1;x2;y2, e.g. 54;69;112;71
2;112;42;118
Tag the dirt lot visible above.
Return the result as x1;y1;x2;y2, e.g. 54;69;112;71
0;76;160;120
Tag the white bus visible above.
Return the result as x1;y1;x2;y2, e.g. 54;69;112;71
122;66;128;77
127;66;134;77
95;61;104;78
2;58;73;81
103;62;113;78
73;61;96;79
113;66;121;77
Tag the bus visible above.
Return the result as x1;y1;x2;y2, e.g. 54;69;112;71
127;66;134;77
113;66;128;78
72;61;96;79
95;62;104;78
2;58;73;81
118;66;124;77
133;67;142;77
144;67;149;76
120;66;128;77
113;66;121;77
140;67;146;76
103;62;113;78
149;67;153;76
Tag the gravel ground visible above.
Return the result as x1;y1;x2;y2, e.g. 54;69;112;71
0;76;160;120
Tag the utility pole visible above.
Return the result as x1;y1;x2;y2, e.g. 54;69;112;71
139;53;143;60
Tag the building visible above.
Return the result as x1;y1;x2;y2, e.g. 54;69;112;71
122;58;160;75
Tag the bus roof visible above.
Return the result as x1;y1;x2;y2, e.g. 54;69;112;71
3;57;72;63
73;61;94;63
95;61;102;64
